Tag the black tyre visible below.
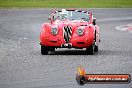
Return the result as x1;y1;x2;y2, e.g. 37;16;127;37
94;45;98;52
86;44;94;55
41;45;48;55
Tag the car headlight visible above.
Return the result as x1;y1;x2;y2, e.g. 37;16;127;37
51;27;58;35
76;28;84;36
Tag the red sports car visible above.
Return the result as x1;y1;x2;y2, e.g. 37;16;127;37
40;9;100;55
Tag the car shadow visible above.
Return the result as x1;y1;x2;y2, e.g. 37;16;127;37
47;49;130;56
48;50;98;55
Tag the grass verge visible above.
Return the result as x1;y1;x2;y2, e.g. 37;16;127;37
0;0;132;8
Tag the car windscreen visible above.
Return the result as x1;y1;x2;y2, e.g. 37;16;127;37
53;11;89;22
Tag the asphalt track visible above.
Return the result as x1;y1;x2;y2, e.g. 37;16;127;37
0;8;132;88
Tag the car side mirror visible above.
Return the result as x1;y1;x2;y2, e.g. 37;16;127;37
93;18;96;25
48;16;52;20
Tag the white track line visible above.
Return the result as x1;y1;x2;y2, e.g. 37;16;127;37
98;17;132;22
115;23;132;33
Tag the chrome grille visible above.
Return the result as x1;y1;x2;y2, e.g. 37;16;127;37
63;26;72;43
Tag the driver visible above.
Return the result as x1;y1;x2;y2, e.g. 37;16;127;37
60;9;68;20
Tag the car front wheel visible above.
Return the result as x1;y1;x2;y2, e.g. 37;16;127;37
86;44;94;55
41;45;48;55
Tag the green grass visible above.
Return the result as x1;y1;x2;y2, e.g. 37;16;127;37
0;0;132;8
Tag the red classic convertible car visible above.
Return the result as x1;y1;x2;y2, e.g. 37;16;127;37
40;9;100;55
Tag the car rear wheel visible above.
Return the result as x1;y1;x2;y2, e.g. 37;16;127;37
86;44;94;55
94;45;98;52
41;45;48;55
